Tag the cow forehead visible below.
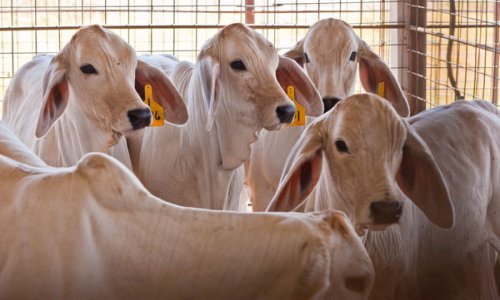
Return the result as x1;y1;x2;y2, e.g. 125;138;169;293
218;25;277;63
305;20;359;57
330;95;405;146
70;26;136;67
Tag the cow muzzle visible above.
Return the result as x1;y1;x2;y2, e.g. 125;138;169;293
369;201;403;225
275;105;296;124
322;97;341;113
128;108;152;130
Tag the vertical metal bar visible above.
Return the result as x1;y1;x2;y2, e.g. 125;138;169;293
407;0;427;114
217;0;220;24
381;0;386;57
195;0;198;59
455;0;462;101
318;0;320;20
480;0;487;100
463;0;469;99
58;0;61;50
295;0;298;43
273;0;277;46
10;0;14;80
493;1;499;105
34;0;38;54
360;0;363;40
391;0;406;88
127;0;130;42
150;0;153;53
173;0;176;55
473;0;480;97
245;0;254;24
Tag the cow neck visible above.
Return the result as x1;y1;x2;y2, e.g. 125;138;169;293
33;103;113;167
159;67;233;209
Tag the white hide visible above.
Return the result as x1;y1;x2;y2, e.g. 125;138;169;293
246;18;409;211
0;124;374;300
2;25;187;168
268;95;500;299
130;23;323;209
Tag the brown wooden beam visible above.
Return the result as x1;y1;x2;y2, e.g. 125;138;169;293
245;0;255;24
493;2;499;105
406;0;427;115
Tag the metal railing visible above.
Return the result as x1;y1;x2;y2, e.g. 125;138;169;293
0;0;498;118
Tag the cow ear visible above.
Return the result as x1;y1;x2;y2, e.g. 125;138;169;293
35;54;69;138
197;56;220;132
284;39;305;67
135;60;188;126
276;56;323;117
358;40;410;117
267;117;325;212
396;121;454;229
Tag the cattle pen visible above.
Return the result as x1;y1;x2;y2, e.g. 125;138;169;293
0;0;498;116
1;1;500;299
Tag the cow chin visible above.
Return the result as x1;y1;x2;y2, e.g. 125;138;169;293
263;122;282;131
354;212;400;234
365;223;397;232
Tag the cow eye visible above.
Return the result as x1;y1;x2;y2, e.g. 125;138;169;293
230;60;246;71
80;64;98;74
335;139;350;153
304;52;310;63
349;51;357;62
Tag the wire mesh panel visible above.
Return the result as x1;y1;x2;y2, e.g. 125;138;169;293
0;0;403;117
1;0;498;117
406;0;499;111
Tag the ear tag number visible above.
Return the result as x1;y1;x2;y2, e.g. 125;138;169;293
144;84;164;127
377;81;385;98
287;85;306;127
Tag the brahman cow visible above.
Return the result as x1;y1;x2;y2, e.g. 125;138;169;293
2;25;187;168
127;23;323;209
0;120;373;300
246;18;409;211
268;95;500;299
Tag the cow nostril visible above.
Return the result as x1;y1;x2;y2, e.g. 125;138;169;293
370;201;403;224
128;108;152;130
275;105;296;124
345;275;367;293
322;97;341;113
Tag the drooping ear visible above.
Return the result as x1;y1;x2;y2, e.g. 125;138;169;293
267;117;326;212
35;54;69;138
283;39;305;67
358;40;410;117
396;121;454;229
276;56;323;117
198;56;220;131
135;59;188;125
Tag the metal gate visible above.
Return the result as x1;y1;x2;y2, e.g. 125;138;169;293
0;0;498;117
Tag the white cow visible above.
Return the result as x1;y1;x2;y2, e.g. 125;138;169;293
247;18;409;211
268;94;500;299
2;25;187;168
129;23;323;209
0;122;374;300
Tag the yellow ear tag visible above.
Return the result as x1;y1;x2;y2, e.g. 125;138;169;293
144;84;164;127
377;81;385;98
287;85;306;126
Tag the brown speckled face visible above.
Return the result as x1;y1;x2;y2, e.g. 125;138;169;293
198;23;296;131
